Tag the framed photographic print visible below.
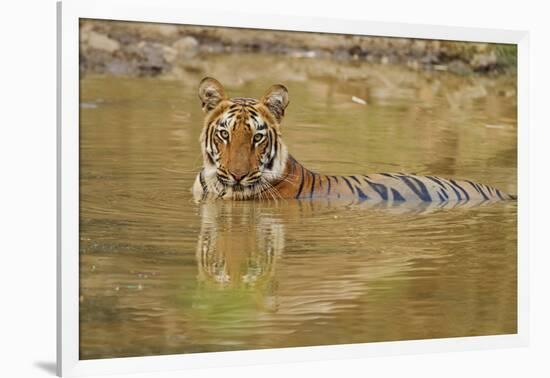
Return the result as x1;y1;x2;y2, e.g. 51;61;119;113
57;0;529;376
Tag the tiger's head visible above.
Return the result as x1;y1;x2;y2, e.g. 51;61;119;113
198;77;289;200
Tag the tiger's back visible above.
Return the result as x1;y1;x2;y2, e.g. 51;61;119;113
278;156;513;202
267;155;515;202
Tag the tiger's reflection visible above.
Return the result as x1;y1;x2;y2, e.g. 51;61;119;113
195;201;284;311
194;197;510;313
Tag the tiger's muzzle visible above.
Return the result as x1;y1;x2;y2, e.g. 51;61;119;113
217;168;263;189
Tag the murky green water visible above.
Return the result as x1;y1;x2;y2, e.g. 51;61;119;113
79;55;517;359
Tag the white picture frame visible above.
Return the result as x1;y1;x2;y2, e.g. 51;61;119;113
57;0;529;376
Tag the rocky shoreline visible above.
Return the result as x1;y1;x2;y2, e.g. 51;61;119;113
80;19;517;78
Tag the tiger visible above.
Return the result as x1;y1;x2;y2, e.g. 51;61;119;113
192;77;517;203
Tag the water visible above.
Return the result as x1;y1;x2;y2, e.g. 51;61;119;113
79;55;517;359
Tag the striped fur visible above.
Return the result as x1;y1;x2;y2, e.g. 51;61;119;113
193;77;516;203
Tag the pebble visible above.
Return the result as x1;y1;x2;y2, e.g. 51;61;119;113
470;52;498;70
448;60;473;76
172;36;199;58
86;31;120;53
351;96;367;105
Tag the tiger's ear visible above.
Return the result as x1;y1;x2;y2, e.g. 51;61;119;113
198;77;226;112
261;84;289;122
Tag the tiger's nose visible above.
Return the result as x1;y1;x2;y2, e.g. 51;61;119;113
230;170;247;182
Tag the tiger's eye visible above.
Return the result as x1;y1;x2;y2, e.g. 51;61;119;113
219;130;229;139
253;134;263;143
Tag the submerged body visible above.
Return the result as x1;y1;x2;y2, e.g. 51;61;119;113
194;154;514;202
192;77;516;203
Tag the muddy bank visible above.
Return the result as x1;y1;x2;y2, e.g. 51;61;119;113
80;19;517;78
